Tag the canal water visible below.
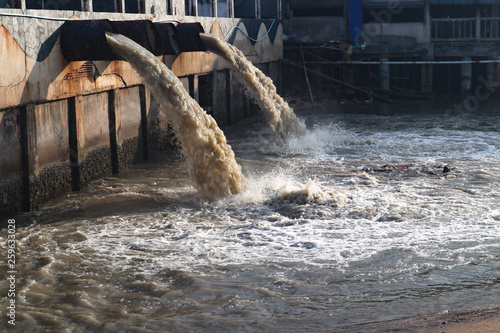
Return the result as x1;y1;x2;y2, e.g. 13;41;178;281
2;97;500;332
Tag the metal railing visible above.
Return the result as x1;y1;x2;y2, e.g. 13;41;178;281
432;18;476;40
431;17;500;41
480;17;500;39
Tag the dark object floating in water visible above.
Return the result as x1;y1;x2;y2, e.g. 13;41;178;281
443;166;451;173
291;242;317;249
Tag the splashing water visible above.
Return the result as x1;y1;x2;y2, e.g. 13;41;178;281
105;32;246;199
200;33;306;143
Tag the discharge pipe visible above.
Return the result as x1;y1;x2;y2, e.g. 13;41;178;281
175;22;206;52
61;19;188;61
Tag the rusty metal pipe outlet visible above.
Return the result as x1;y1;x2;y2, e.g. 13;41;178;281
60;19;191;62
175;22;206;53
60;19;118;61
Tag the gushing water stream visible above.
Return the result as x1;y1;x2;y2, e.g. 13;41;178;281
200;33;306;143
105;32;245;199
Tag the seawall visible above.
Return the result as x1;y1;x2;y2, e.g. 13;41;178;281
0;11;283;216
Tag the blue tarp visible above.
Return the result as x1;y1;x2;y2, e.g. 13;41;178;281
350;0;362;41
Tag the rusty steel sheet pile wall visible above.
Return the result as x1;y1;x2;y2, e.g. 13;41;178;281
0;10;283;216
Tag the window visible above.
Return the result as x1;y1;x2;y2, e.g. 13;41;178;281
235;0;256;18
363;7;424;23
430;5;476;19
197;0;212;17
217;0;228;17
93;1;117;12
185;0;196;15
1;0;21;8
26;0;81;10
261;0;278;18
293;7;343;17
124;0;145;13
167;0;173;15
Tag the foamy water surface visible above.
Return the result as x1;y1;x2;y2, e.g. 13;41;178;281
1;99;500;332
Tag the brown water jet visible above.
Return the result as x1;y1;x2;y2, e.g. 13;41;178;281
105;32;246;199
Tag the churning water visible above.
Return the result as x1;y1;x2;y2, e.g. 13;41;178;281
2;97;500;332
200;33;306;143
105;32;245;199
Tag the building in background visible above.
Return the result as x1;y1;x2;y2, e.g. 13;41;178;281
282;0;500;97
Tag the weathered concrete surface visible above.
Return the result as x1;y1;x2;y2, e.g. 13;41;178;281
146;93;179;158
0;15;284;110
26;100;71;210
228;71;247;124
0;108;24;215
73;92;112;189
213;69;229;126
0;9;284;215
114;86;144;171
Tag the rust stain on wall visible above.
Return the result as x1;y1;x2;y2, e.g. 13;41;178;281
0;26;26;89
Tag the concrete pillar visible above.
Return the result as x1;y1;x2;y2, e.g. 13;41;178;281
212;0;217;17
461;56;472;94
0;107;25;215
380;57;390;92
118;0;125;12
114;87;145;171
229;71;245;123
421;59;434;93
228;0;234;18
26;101;72;210
189;75;199;102
476;7;481;41
424;0;431;40
488;57;500;83
213;70;229;126
71;93;113;190
495;60;500;84
81;0;92;11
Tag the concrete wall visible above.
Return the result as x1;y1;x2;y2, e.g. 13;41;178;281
27;100;72;210
0;108;24;215
0;6;283;216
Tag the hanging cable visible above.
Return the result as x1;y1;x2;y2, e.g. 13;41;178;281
224;18;276;42
0;12;177;23
0;12;70;21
